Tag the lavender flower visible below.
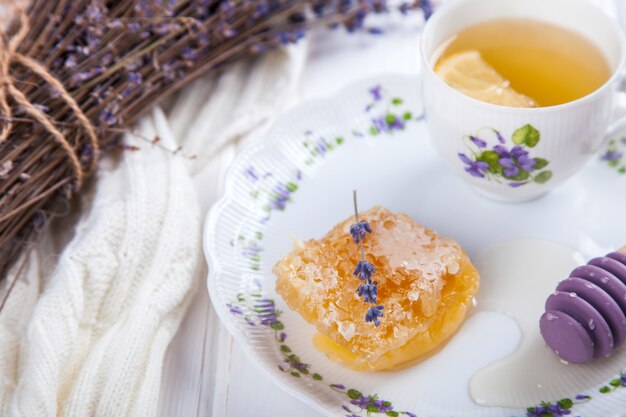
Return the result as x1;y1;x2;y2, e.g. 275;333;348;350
365;305;384;326
349;221;371;244
64;55;77;69
0;0;443;290
182;47;199;61
107;19;123;29
353;261;375;281
128;22;141;33
420;0;434;19
162;63;177;81
351;190;384;325
399;0;434;19
399;3;413;15
81;145;94;160
99;104;118;126
127;72;142;87
357;283;378;303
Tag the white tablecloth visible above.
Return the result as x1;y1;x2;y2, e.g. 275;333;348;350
158;1;620;416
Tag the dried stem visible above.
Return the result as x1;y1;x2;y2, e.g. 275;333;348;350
0;0;428;304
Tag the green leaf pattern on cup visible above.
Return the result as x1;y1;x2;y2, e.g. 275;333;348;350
458;124;553;187
512;123;541;148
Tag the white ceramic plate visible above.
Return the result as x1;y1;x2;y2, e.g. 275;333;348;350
204;75;626;417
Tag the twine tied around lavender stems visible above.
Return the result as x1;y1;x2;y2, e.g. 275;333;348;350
0;2;99;192
0;0;435;310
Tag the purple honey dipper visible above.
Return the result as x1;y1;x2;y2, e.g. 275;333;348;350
540;248;626;364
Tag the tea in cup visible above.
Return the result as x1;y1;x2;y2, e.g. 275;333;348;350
421;0;626;201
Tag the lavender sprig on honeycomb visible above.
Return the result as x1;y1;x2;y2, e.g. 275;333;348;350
351;191;384;326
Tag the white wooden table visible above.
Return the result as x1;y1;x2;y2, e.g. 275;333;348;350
157;1;620;416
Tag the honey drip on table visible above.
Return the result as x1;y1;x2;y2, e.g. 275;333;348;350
469;239;626;408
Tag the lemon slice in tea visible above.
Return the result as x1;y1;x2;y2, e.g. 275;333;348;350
435;50;538;108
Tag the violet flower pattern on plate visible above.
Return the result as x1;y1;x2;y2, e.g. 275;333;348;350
227;283;416;417
458;124;553;187
236;85;422;270
224;83;626;417
366;85;424;136
227;282;626;417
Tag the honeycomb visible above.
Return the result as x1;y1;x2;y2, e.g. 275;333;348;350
274;206;480;371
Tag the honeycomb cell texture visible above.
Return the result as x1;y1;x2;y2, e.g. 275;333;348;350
274;206;480;371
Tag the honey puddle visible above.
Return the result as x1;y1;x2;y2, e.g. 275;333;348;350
470;239;626;408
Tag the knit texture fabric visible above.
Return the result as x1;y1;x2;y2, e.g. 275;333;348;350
0;43;305;416
2;109;200;417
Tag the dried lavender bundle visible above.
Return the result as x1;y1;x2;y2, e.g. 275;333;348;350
0;0;430;295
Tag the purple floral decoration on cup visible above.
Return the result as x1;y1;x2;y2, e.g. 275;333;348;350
601;138;626;174
458;124;552;187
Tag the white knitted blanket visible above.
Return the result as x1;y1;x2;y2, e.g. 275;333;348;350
0;44;305;417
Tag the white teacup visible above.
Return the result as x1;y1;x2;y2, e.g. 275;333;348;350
420;0;626;201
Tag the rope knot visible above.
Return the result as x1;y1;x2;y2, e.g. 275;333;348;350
0;3;99;187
